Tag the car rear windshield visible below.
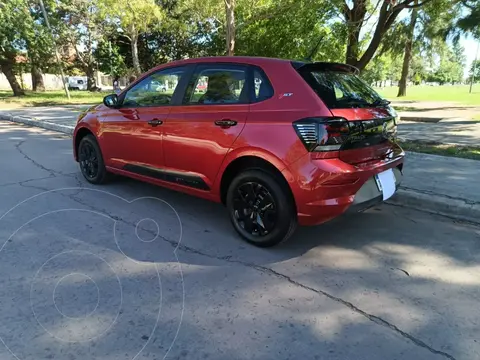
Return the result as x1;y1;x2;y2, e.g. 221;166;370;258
297;68;383;109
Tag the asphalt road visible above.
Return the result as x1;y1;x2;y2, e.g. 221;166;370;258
0;120;479;360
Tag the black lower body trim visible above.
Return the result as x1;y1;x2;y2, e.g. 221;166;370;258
123;164;210;190
347;195;383;213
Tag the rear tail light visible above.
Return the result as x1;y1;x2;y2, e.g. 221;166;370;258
293;117;350;152
293;117;397;152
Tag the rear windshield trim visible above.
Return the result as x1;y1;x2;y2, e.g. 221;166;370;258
291;61;359;75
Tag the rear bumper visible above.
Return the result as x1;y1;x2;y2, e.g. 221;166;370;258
284;150;404;226
346;170;402;213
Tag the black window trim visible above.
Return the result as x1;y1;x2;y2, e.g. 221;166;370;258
117;64;195;108
292;61;360;75
181;62;251;107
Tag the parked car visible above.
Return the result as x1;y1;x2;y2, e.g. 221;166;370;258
151;80;167;92
73;56;404;247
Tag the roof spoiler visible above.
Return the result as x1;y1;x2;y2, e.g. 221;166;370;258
292;61;360;75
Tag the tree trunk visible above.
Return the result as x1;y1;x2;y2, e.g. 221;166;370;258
225;0;236;56
31;65;45;92
86;65;96;91
344;0;367;66
130;26;142;76
0;61;25;96
397;6;418;97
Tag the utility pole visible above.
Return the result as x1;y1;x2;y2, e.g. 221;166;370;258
39;0;70;99
470;39;479;94
109;40;114;90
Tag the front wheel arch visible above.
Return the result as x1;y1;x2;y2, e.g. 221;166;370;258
74;127;96;161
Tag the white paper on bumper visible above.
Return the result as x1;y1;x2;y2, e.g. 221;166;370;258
377;168;396;200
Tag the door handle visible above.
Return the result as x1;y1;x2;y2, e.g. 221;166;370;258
214;119;237;128
148;119;163;127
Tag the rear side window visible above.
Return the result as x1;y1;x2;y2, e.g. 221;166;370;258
298;69;382;109
253;69;273;102
184;64;248;105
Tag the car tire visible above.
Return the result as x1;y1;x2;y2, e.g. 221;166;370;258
78;135;110;184
226;169;297;247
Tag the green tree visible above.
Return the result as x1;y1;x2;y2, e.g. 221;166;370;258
410;55;428;84
338;0;445;71
0;0;30;95
234;0;341;61
397;5;419;97
100;0;164;75
58;0;107;90
470;59;480;82
94;40;127;78
25;2;58;91
429;43;465;85
457;0;480;34
362;54;389;85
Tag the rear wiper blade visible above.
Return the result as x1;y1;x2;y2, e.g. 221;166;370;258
338;99;371;107
370;98;391;107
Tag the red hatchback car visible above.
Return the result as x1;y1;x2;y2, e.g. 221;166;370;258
73;56;404;247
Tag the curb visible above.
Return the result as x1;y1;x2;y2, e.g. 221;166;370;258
398;116;441;123
387;188;480;225
1;113;478;224
0;114;73;135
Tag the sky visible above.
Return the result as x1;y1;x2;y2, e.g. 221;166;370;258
460;34;479;77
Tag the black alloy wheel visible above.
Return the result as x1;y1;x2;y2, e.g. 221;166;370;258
232;181;277;237
226;170;297;247
78;135;109;184
79;141;98;180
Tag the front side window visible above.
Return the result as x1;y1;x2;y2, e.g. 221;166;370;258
185;65;248;105
298;69;383;109
123;67;186;107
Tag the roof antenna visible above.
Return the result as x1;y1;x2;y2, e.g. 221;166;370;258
304;36;324;62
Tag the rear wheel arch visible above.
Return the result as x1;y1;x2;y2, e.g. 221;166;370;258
219;155;296;212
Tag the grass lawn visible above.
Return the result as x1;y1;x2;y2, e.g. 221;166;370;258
376;85;480;105
399;140;480;161
0;90;107;108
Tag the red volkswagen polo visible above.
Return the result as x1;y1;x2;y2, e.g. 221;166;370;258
73;57;404;247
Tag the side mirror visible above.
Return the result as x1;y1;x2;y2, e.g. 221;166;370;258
103;94;118;108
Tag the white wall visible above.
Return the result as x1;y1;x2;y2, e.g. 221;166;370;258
0;73;65;90
0;71;112;91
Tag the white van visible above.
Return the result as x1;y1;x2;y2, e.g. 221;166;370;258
67;76;88;91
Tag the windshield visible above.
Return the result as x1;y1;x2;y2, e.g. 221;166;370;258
298;70;384;109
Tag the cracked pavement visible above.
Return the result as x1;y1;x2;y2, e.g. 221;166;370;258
0;121;479;360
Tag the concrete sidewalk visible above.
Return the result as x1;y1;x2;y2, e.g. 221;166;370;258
391;100;480;122
0;107;479;224
389;152;480;224
0;106;88;134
